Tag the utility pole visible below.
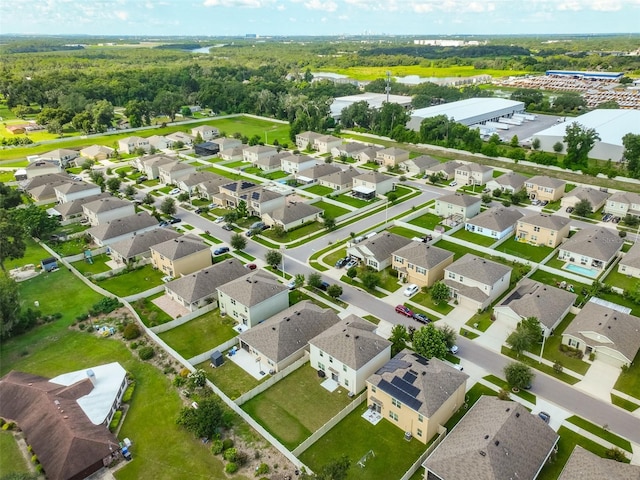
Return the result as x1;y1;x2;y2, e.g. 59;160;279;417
385;71;391;103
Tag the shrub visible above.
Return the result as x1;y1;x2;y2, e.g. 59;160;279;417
173;376;186;387
27;445;33;453
179;368;191;378
31;454;38;464
109;411;123;432
225;462;238;474
138;346;154;360
122;384;135;402
122;323;141;340
223;447;237;462
255;463;270;475
236;450;248;466
0;418;5;427
36;464;44;473
606;447;628;462
222;438;234;450
89;297;122;315
210;439;224;455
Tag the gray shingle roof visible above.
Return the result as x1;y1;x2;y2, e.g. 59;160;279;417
25;173;73;190
150;234;209;260
561;227;623;262
217;270;289;308
564;187;609;206
526;175;566;190
424;396;559;480
109;228;181;260
497;279;577;329
438;193;482;208
493;172;527;190
239;301;340;363
402;155;440;169
319;167;362;186
310;315;390;370
284;154;315;164
619;241;640;270
427;160;463;175
392;242;453;270
378;147;409;157
87;212;158;241
297;163;342;180
165;259;248;304
354;171;394;185
608;191;640;206
160;161;195;173
26;160;61;171
558;445;640;480
564;301;640;363
83;197;132;214
180;171;226;188
519;213;571;231
240;188;283;204
368;350;468;417
466;207;523;232
53;193;111;217
269;203;322;224
446;254;512;286
351;232;412;263
456;162;493;174
139;154;175;167
54;182;98;195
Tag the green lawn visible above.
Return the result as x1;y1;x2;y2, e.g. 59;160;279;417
495;238;554;263
5;238;51;270
565;416;632;452
595;291;640;317
465;309;496;332
410;291;455;315
614;349;640;400
261;221;323;242
0;431;31;477
95;264;165;297
483;375;537;404
376;268;402;292
603;268;639;292
158;310;238;359
305;184;334;196
324;247;347;267
611;394;640;412
501;347;580;385
46;237;90;257
0;170;16;182
408;212;449;231
313;201;350;218
388;225;420;239
263;170;289;180
241;365;355;449
450;228;497;247
334;194;379;209
434;239;476;260
528;269;588;306
71;253;112;275
131;293;173;327
196;358;264;400
299;402;428;480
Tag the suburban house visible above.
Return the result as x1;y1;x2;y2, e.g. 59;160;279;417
109;229;180;265
0;363;127;480
516;213;571;248
454;163;493;186
177;171;227;195
353;146;383;163
603;191;640;217
54;181;101;204
525;175;566;202
87;212;158;246
443;254;512;311
38;148;79;167
82;197;135;226
423;396;559;480
375;147;410;167
560;186;609;213
618;241;640;278
213;137;243;152
24;160;63;179
262;203;323;231
217;270;290;328
347;232;412;272
330;142;368;160
562;300;640;367
295;131;322;150
165;131;195;146
150;234;212;278
558;445;640;480
557;227;623;274
366;350;468;444
218;145;246;162
239;188;286;217
310;315;391;394
147;135;170;151
314;134;342;154
164;259;248;311
493;279;577;336
238;301;341;373
424;160;463;181
191;125;219;141
133;154;176;179
318;167;362;191
158;161;197;185
485;172;527;194
464;207;523;240
400;155;440;176
80;144;114;161
118;136;150;154
281;154;316;174
53;192;111;221
392;243;454;288
195;177;233;200
295;164;341;184
27;179;72;203
24;173;73;192
212;181;260;209
434;193;482;221
243;145;278;165
352;171;395;197
254;151;284;172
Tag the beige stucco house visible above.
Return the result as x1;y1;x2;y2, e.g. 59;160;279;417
524;175;566;202
295;131;322;151
603;191;640;218
617;241;640;278
80;145;114;161
191;125;219;141
150;235;212;278
424;160;462;181
392;243;454;288
516;213;571;248
87;212;159;246
347;232;412;272
109;228;180;265
318;167;362;191
118;136;150;154
314;135;342;154
243;145;278;165
557;227;623;274
400;155;440;176
454;163;493;186
560;186;609;213
24;160;63;179
485;172;527;194
375;147;410;167
434;193;482;221
158;161;196;185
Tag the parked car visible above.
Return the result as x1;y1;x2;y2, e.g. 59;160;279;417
214;247;230;255
335;257;348;268
222;224;233;231
169;188;181;195
531;199;541;206
612;216;621;224
346;259;358;269
214;216;225;224
540;200;549;206
538;411;551;424
245;230;254;237
161;275;173;283
449;181;458;187
395;305;413;317
603;213;613;222
412;312;430;324
403;284;419;297
246;263;257;270
250;221;265;230
318;281;330;291
452;364;464;371
482;188;491;193
169;217;181;224
136;175;148;184
449;345;459;354
159;221;169;227
565;206;574;213
286;280;297;290
194;208;204;214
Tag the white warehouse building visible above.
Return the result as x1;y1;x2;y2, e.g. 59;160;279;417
407;98;525;130
331;92;413;120
532;109;640;162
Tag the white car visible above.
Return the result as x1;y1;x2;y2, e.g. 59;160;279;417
161;275;173;283
214;216;225;224
169;188;181;195
403;284;419;297
449;345;459;354
449;181;458;187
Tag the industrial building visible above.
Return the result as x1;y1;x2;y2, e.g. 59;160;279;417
331;92;413;120
531;109;640;162
545;70;623;81
407;98;525;130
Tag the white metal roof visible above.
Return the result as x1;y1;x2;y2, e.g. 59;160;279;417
353;185;376;194
331;93;412;117
411;98;524;123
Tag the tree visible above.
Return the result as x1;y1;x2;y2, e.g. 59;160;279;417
230;233;247;251
176;397;226;439
389;324;408;356
412;324;448;360
106;177;121;194
187;369;207;389
439;324;457;350
0;272;21;339
531;137;541;150
0;183;22;209
142;193;154;205
293;274;305;288
510;135;519;148
430;281;450;305
553;141;564;153
573;199;593;217
360;271;380;290
481;193;492;204
301;455;351;480
265;249;282;269
503;362;534;390
124;185;136;198
124;99;151;128
563;122;600;167
11;205;59;239
346;266;357;279
307;272;323;289
323;215;336;231
160;197;176;216
236;200;248;218
387;192;398;203
223;211;239;224
91;99;115;132
622;133;640;178
327;284;343;299
506;326;534;356
271;224;286;239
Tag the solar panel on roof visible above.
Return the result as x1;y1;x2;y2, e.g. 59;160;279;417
403;371;418;384
390;376;420;397
378;380;422;411
412;353;429;365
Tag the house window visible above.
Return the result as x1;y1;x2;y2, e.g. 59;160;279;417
231;299;236;305
318;362;325;370
416;267;426;275
448;272;455;279
371;385;376;393
389;411;398;421
418;414;423;423
417;429;423;437
329;357;333;363
343;365;347;372
459;276;464;282
568;339;580;349
344;379;349;386
319;351;324;357
392;398;402;409
533;226;540;232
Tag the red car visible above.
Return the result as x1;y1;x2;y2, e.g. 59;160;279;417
395;305;413;317
246;263;257;270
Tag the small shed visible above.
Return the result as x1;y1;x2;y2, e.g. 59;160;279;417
41;257;59;272
210;350;224;368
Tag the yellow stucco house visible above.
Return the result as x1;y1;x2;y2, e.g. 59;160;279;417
516;213;571;248
150;234;212;278
392;243;454;288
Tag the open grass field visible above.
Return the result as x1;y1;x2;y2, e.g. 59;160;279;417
299;402;428;480
0;431;31;477
241;365;354;450
158;310;238;359
0;169;17;182
329;65;527;81
95;264;164;297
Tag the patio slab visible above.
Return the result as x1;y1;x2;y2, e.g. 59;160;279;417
151;294;189;320
362;408;382;426
229;348;269;380
321;378;338;392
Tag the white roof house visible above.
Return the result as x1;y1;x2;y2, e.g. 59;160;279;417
408;98;525;130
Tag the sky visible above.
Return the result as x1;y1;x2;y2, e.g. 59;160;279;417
1;0;639;37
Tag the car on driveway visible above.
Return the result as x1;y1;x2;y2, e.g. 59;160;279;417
136;175;148;184
222;224;233;231
449;181;458;187
159;221;169;227
286;280;297;290
169;217;181;224
161;275;173;283
168;188;181;195
540;200;549;206
246;263;257;270
335;258;348;268
565;206;574;213
194;208;204;214
612;216;621;224
346;258;358;268
538;411;551;424
395;305;413;317
602;213;613;222
449;345;459;354
403;284;419;297
412;312;430;324
213;247;230;255
214;216;225;224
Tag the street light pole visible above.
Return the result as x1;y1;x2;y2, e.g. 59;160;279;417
281;246;285;278
539;333;547;364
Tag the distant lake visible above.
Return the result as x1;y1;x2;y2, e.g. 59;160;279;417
191;44;226;54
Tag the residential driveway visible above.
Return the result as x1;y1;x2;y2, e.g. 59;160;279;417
574;360;620;401
475;315;512;352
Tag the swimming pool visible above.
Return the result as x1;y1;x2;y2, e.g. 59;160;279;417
564;263;599;278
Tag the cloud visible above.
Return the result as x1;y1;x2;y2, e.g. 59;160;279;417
304;0;337;12
114;10;129;20
203;0;272;7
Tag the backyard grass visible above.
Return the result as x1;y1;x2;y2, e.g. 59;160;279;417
501;347;580;385
603;268;639;292
158;310;238;360
495;238;554;263
450;228;497;247
312;201;350;218
131;293;174;327
410;291;455;315
529;269;588;306
408;212;448;231
241;365;355;449
0;431;31;477
305;184;335;196
224;160;251;169
611;394;640;412
334;193;379;209
565;416;632;452
5;238;50;270
71;253;112;275
483;374;537;404
95;264;165;297
614;349;640;400
261;221;323;242
46;237;90;257
299;402;428;480
434;239;475;260
196;358;263;400
388;225;421;239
